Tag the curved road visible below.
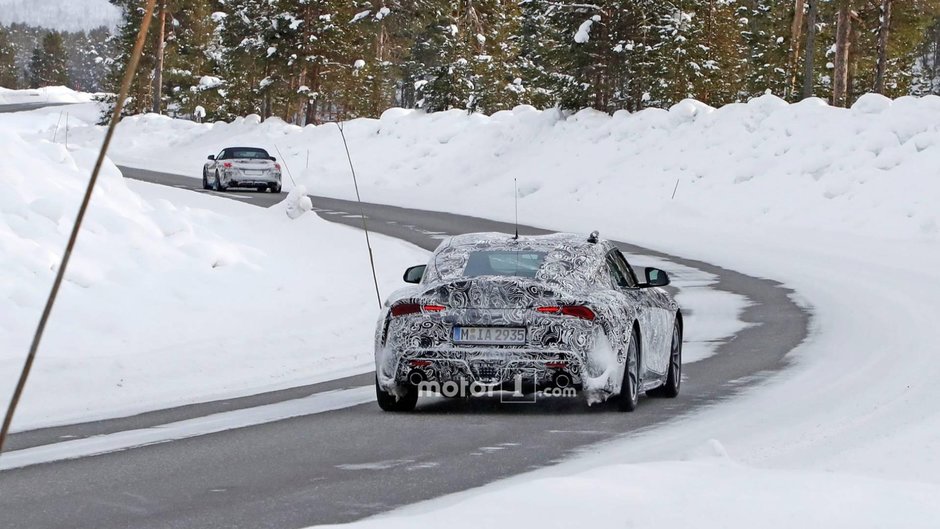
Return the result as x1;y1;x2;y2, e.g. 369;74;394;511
0;164;808;528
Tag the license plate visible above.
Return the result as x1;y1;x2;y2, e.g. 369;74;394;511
244;170;263;176
453;327;526;345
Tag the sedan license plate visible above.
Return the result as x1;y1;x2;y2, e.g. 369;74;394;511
453;327;526;345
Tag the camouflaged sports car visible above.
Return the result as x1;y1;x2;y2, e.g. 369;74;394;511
374;231;683;412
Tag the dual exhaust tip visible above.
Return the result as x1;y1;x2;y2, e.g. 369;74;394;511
407;368;571;388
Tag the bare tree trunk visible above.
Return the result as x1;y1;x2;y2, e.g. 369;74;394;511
873;0;893;94
847;14;859;106
832;0;852;107
787;0;805;99
802;0;818;99
151;0;166;114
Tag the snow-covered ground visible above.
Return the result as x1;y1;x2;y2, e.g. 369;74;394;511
6;95;939;525
0;112;427;432
0;86;96;106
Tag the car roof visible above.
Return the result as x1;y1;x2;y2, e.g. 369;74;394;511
225;147;269;152
424;232;608;287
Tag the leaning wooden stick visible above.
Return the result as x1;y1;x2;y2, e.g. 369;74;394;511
0;0;159;456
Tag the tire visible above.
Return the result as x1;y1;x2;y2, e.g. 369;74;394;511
202;169;209;190
617;326;640;412
375;376;418;412
648;317;682;398
215;170;227;192
271;184;282;193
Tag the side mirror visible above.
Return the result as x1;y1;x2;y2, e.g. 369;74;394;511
643;267;670;288
403;264;426;284
269;156;277;162
208;155;215;160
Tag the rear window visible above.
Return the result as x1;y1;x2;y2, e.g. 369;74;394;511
463;251;546;278
226;149;270;159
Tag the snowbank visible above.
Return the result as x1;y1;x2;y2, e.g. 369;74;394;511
317;455;940;529
0;86;96;106
0;123;426;431
47;93;937;242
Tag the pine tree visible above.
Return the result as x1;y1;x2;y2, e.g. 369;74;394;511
102;0;159;116
28;31;70;88
742;0;793;99
160;0;224;119
0;26;17;88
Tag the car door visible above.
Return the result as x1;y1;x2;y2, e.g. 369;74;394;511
609;250;669;378
211;149;227;179
602;250;654;381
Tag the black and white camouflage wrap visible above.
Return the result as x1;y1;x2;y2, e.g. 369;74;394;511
375;232;679;403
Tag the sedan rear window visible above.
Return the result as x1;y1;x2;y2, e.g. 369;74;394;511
463;251;546;278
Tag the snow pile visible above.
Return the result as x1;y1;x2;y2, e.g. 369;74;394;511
0;122;426;431
0;87;96;105
64;93;937;241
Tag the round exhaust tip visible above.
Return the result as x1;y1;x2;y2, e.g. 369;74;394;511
408;370;425;386
554;373;570;388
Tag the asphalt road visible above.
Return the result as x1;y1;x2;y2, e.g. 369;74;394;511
0;164;809;528
0;102;74;113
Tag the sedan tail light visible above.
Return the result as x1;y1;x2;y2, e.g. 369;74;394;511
390;303;445;317
222;162;233;168
536;305;596;321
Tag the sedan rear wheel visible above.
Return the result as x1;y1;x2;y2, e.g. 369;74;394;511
376;376;418;412
648;318;682;398
617;327;640;412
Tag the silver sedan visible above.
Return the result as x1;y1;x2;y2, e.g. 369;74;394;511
203;147;282;193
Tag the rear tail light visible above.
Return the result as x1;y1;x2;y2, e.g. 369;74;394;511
536;305;595;321
390;303;445;317
223;162;233;168
274;163;282;171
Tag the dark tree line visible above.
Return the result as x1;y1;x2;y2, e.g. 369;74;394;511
10;0;940;120
0;23;112;91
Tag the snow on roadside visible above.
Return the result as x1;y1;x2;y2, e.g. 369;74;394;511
0;123;427;432
315;455;940;529
0;86;96;106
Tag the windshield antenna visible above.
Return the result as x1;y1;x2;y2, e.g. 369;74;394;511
513;177;519;240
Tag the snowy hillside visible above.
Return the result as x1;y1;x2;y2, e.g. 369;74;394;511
42;95;938;527
0;0;121;32
0;109;426;431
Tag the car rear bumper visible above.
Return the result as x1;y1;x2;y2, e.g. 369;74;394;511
380;348;586;391
221;170;280;187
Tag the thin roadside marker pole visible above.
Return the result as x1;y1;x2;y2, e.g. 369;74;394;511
336;122;382;309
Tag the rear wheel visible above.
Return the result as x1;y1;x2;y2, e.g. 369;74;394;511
376;377;418;412
617;327;640;412
215;170;227;192
648;318;682;398
270;184;282;193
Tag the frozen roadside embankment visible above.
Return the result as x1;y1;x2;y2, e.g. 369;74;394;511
0;126;427;432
